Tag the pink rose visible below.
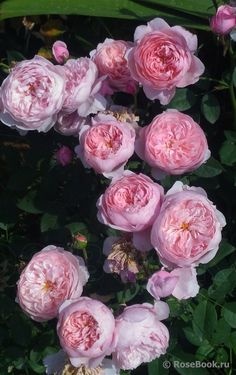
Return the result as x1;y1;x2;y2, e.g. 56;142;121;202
54;111;87;136
128;18;204;104
0;56;65;132
52;41;69;64
75;113;135;178
62;58;106;116
55;145;73;166
113;303;169;370
151;181;226;268
97;170;163;233
147;267;199;300
135;109;210;177
57;297;116;368
17;245;89;321
210;5;236;35
90;38;137;94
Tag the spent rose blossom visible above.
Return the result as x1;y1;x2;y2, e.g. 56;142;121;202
0;56;65;132
57;297;116;368
97;171;163;250
90;38;137;94
210;5;236;35
52;41;69;64
17;245;89;321
54;111;87;136
127;18;204;104
75;113;136;178
147;267;199;300
135;109;210;177
55;145;73;166
151;181;226;268
62;57;106;116
113;303;169;370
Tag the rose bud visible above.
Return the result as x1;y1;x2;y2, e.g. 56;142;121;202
52;41;69;64
127;17;204;105
73;233;88;250
17;245;89;321
57;297;116;368
55;145;73;166
151;181;226;268
113;303;169;370
210;5;236;35
135;109;210;178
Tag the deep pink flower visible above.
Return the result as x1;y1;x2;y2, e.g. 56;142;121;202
210;5;236;35
52;41;69;64
56;146;73;166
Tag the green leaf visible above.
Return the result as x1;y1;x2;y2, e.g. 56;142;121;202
17;191;43;214
230;331;236;354
148;357;169;375
223;303;236;328
0;0;213;29
195;339;214;361
201;94;220;124
40;213;58;232
206;240;235;268
208;269;236;301
193;301;217;342
166;88;196;111
116;284;140;303
224;130;236;141
194;157;223;178
219;140;236;166
183;326;202;346
212;318;231;345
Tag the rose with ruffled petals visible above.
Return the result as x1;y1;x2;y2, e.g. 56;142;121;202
55;111;87;136
75;114;135;178
113;303;169;370
62;57;106;116
0;56;65;132
17;245;89;321
151;181;226;268
135;110;210;177
91;38;137;94
128;18;204;104
210;5;236;35
147;267;199;300
57;297;116;368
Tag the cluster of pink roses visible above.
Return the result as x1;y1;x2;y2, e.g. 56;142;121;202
2;14;227;374
17;246;169;373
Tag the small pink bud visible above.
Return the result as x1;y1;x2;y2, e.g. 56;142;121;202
52;41;69;64
73;233;88;249
55;146;73;166
210;5;236;35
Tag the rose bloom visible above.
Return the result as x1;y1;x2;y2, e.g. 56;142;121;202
147;267;199;300
127;18;204;104
135;109;210;177
113;303;169;370
210;5;236;35
52;40;69;64
0;56;65;132
54;111;87;136
75;113;135;178
90;38;137;94
44;350;120;375
61;57;106;117
57;297;116;368
17;245;89;321
151;181;226;268
97;170;163;232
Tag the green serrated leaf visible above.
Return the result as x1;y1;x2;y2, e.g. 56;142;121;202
166;88;196;111
194;157;223;178
219;140;236;166
201;94;220;124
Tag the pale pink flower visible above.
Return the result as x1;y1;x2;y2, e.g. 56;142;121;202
135;109;210;177
90;38;137;94
210;5;236;35
127;18;204;104
55;145;73;166
55;111;87;136
0;56;65;132
97;171;163;250
61;57;106;116
57;297;116;368
147;267;199;300
113;303;169;370
17;245;89;321
52;41;69;64
151;181;226;268
75;113;135;179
